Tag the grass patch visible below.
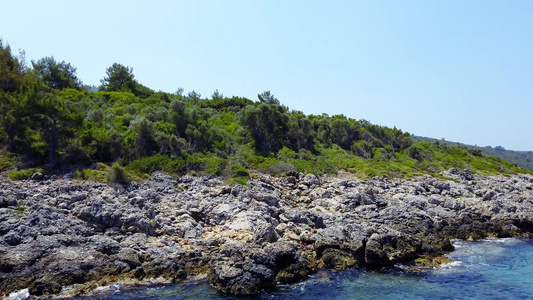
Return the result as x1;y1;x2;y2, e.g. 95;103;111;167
8;168;47;180
75;163;110;182
13;203;25;215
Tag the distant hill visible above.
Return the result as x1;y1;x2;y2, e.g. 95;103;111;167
412;136;533;169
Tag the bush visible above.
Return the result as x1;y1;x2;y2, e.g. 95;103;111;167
126;154;186;176
164;159;186;175
96;162;109;171
230;164;249;178
228;177;248;186
264;161;294;176
107;163;131;185
127;154;169;175
406;145;432;162
0;153;17;172
351;140;373;159
185;153;225;176
227;163;250;186
247;154;296;175
278;147;298;160
468;148;483;157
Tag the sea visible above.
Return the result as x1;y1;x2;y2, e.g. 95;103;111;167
80;238;533;300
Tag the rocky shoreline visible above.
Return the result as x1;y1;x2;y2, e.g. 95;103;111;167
2;169;533;298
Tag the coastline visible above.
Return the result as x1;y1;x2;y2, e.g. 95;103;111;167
2;169;533;298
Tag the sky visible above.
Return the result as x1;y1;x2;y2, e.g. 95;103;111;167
1;0;532;150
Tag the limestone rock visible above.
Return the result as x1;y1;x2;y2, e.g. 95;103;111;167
1;171;533;297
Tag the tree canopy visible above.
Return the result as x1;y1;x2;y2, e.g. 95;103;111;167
100;63;136;93
0;39;26;93
100;63;153;98
1;40;530;179
32;56;82;90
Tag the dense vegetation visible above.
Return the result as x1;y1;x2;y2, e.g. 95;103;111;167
413;136;533;170
1;40;531;184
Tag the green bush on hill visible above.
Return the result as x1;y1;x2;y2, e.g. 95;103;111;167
1;39;531;183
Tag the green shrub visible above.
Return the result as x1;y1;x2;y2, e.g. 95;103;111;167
126;154;169;175
230;164;249;177
247;155;296;175
75;169;82;178
164;159;186;175
0;153;17;172
126;154;186;176
202;155;225;176
406;145;432;162
351;140;373;159
228;176;248;186
185;153;225;176
467;148;483;157
107;163;131;185
96;162;109;171
227;163;250;186
278;147;298;160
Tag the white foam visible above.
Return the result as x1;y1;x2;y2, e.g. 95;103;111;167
481;237;517;244
451;239;465;248
8;288;30;300
441;260;463;268
94;283;122;293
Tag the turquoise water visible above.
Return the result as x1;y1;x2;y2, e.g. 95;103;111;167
85;238;533;299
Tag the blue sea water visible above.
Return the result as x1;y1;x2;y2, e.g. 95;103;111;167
84;238;533;299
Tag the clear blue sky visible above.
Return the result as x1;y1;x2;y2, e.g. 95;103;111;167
2;0;532;150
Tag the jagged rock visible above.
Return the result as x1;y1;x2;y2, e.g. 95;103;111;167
88;235;121;255
364;231;419;267
1;171;533;298
313;226;366;265
208;245;274;295
175;218;205;239
75;200;155;235
365;233;392;267
302;173;320;187
246;181;281;207
116;248;142;268
275;253;317;283
321;248;357;269
253;223;278;244
30;172;44;181
483;190;497;201
460;169;475;181
0;197;17;208
280;210;325;229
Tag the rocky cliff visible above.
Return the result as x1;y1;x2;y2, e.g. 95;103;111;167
2;169;533;298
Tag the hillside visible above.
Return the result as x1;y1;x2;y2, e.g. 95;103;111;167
413;136;533;169
1;40;532;182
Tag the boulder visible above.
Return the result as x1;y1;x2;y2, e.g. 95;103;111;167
30;172;44;181
321;248;357;269
252;223;278;244
302;174;320;187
